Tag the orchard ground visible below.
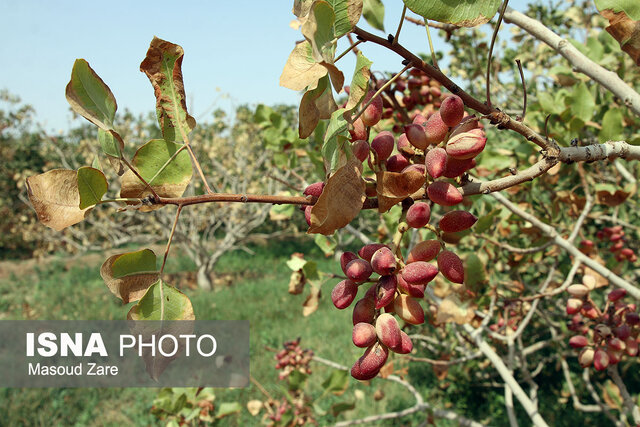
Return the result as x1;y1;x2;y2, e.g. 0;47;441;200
0;237;622;426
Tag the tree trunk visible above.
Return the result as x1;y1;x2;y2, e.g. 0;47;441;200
197;264;214;291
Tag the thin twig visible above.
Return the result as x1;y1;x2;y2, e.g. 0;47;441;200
515;59;527;121
351;25;558;154
486;0;510;107
491;191;640;299
608;365;640;425
346;33;361;56
311;355;485;427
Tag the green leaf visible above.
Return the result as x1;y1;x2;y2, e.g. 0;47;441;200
599;108;624;142
98;129;124;158
328;0;364;37
403;0;501;27
100;249;159;303
65;59;117;130
270;203;296;220
464;253;487;293
322;108;350;174
570;82;595;122
127;281;195;320
536;92;563;115
120;139;193;201
140;37;197;143
585;36;605;62
253;104;274;125
321;369;349;394
280;40;328;91
302;260;320;281
362;0;385;31
77;166;108;209
344;52;373;112
313;402;328;416
331;400;356;416
287;256;308;271
288;370;308;391
302;1;337;63
111;249;157;278
91;156;102;171
216;402;242;418
475;208;501;234
314;233;337;256
594;0;640;20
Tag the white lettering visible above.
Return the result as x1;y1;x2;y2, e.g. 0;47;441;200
197;335;217;357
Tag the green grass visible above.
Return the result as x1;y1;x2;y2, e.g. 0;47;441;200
0;239;419;426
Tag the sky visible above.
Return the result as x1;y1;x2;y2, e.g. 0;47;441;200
1;0;531;133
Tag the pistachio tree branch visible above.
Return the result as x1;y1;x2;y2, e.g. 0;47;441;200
311;355;485;427
490;191;640;299
147;142;638;211
424;288;550;426
352;26;558;154
503;7;640;117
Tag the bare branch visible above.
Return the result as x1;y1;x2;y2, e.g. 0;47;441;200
503;7;640;117
311;355;485;427
491;191;640;299
608;365;640;425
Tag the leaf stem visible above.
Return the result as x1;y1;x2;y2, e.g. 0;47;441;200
393;5;407;45
351;63;412;123
424;18;438;68
335;40;364;63
122;157;160;200
97;198;143;205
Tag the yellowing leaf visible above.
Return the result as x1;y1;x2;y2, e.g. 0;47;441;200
302;1;336;63
247;400;263;416
308;157;365;234
280;41;328;91
26;169;90;231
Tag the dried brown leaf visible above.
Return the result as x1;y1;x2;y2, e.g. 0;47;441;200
376;169;425;198
288;271;306;295
435;294;475;325
375;169;425;213
302;283;322;316
308;157;365;235
596;188;632;206
601;10;640;65
25;169;90;231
